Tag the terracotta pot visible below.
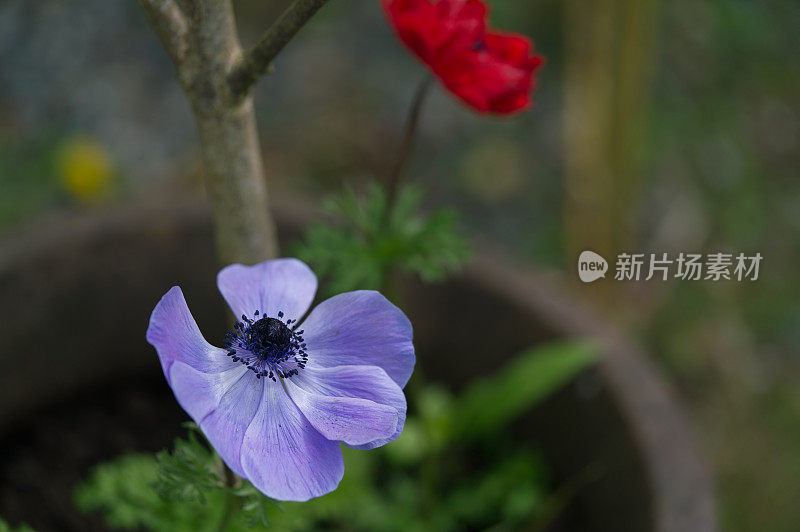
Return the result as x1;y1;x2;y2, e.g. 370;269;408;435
0;195;716;531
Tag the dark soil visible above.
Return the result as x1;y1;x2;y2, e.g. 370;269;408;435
0;372;186;532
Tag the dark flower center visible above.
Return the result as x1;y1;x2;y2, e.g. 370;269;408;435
222;310;308;382
248;317;292;355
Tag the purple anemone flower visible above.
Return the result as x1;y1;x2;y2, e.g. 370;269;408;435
146;258;415;501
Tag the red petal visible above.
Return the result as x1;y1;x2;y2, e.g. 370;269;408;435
382;0;487;66
381;0;545;115
484;32;532;65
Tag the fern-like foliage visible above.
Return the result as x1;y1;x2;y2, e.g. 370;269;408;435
295;183;470;296
154;424;219;503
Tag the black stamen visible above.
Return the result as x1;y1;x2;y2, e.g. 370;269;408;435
223;309;308;380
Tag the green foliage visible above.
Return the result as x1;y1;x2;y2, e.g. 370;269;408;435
294;183;470;296
154;424;219;503
75;453;213;531
75;453;245;532
0;517;36;532
232;483;282;528
75;425;280;531
74;341;594;532
438;452;548;529
454;341;598;439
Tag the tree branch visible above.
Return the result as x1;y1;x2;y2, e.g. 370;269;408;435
227;0;332;98
139;0;189;66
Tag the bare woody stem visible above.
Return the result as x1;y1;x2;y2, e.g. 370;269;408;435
139;0;332;265
139;0;187;65
228;0;334;98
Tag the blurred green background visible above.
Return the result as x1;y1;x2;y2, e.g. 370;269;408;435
0;0;798;530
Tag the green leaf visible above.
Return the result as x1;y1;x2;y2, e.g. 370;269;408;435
454;341;598;439
153;427;220;503
231;481;282;528
294;182;470;296
74;453;225;531
439;450;548;529
0;517;36;532
74;423;291;531
74;453;273;532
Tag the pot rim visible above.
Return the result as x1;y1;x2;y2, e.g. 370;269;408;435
0;193;717;532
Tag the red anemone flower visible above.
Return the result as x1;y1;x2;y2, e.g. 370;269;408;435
382;0;544;115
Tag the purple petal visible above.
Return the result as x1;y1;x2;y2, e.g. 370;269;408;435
197;370;264;478
217;259;317;322
290;365;407;450
168;361;263;477
240;382;344;501
299;291;415;387
285;380;398;446
146;287;235;383
169;362;249;422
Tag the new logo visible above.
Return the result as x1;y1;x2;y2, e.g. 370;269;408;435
578;251;608;283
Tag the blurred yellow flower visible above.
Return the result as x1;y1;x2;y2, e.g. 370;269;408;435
57;137;115;203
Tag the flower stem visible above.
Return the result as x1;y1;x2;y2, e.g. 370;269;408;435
384;75;434;219
379;75;433;301
216;490;238;532
216;463;240;532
